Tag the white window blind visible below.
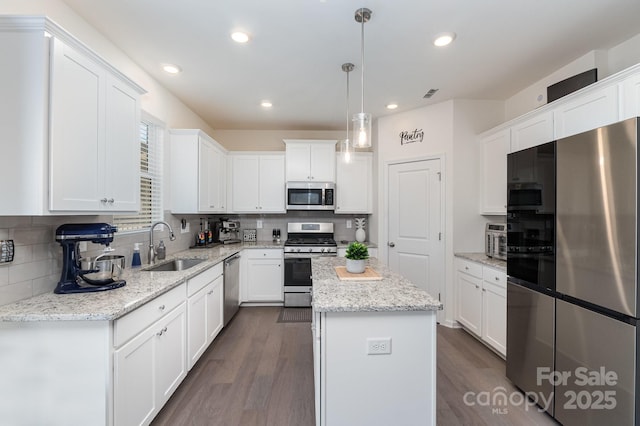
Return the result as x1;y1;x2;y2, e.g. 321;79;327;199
114;112;164;232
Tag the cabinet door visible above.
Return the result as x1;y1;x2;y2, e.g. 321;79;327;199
187;284;209;370
114;324;156;426
511;111;554;153
457;270;483;336
259;155;286;212
621;73;640;120
198;138;218;212
207;276;224;343
482;279;507;356
246;258;283;301
553;85;619;139
480;129;509;214
309;143;336;181
49;37;104;211
156;303;187;407
104;74;140;211
231;155;260;212
211;147;226;212
285;143;311;180
335;153;372;213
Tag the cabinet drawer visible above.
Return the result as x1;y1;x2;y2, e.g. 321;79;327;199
457;259;482;279
483;266;506;289
114;284;186;347
245;249;282;259
187;262;223;297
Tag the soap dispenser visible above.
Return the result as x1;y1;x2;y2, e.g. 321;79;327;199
131;243;142;267
157;240;166;260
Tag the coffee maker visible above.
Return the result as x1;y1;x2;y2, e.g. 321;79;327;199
55;223;126;294
214;219;241;244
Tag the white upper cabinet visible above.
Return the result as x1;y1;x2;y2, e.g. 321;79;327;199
480;129;509;215
510;111;554;153
284;140;337;182
621;73;640;120
553;85;619;139
0;17;145;215
335;152;373;214
229;154;285;213
170;130;227;214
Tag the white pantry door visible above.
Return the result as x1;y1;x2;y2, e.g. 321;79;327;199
388;159;444;322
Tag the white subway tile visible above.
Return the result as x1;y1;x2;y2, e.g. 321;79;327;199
9;259;53;284
0;281;33;306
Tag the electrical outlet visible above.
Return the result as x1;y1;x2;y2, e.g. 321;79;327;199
367;338;392;355
180;222;190;234
256;220;263;229
346;220;352;229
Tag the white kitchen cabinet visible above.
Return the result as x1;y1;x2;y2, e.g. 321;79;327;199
510;111;554;153
553;84;619;139
481;266;507;355
621;73;640;120
479;128;509;215
187;263;224;370
170;129;227;214
114;284;187;426
456;259;483;336
0;17;145;215
229;153;285;213
284;140;337;182
335;152;373;213
455;257;506;357
242;249;283;302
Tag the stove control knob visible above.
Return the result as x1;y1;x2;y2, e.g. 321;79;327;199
296;248;301;253
308;248;313;253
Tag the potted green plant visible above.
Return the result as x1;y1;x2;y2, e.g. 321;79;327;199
345;241;369;273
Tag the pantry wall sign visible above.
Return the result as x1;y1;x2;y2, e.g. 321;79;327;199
399;128;424;145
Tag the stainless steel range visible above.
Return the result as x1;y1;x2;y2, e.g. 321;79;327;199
284;222;337;307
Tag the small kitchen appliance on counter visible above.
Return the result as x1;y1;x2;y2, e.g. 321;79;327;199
485;222;507;260
54;223;126;294
214;219;242;244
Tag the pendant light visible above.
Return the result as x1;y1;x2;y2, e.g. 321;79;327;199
353;7;372;148
340;63;354;163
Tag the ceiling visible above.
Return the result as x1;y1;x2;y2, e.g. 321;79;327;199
60;0;640;131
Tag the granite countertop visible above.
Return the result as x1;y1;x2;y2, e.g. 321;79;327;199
0;241;283;322
311;257;442;313
454;252;507;271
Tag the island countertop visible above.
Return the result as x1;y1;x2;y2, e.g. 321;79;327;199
311;257;443;313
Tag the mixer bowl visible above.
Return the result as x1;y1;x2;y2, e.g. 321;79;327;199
80;254;125;285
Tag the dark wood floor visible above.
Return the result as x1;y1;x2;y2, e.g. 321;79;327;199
152;307;557;426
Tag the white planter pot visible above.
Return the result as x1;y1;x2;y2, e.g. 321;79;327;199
346;259;366;274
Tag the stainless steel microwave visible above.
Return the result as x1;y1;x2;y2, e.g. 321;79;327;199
286;182;335;210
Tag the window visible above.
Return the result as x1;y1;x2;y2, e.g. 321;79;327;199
114;112;164;232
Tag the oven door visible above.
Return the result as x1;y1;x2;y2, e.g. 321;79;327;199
284;257;312;287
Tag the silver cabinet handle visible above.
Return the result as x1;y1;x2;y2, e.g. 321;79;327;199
475;285;480;289
388;242;395;247
495;276;500;281
465;266;469;270
100;198;108;203
207;290;214;295
158;304;166;311
108;198;114;204
156;326;168;336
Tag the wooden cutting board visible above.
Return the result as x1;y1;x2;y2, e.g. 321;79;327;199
335;266;383;281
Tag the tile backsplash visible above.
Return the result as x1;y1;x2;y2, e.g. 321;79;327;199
0;211;370;306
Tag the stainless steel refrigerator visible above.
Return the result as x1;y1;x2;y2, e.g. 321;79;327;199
555;117;639;425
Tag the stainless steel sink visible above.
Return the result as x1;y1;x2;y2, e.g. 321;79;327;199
144;258;206;272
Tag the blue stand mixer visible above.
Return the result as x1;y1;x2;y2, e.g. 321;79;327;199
55;223;126;294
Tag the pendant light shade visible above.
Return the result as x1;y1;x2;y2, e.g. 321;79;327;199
340;63;354;163
353;7;372;148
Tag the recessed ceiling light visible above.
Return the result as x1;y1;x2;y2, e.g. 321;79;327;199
386;103;398;110
231;31;250;43
433;32;456;47
162;64;182;74
261;101;273;108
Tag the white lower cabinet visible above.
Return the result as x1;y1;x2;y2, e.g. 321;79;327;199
242;249;283;302
114;285;187;426
456;257;506;357
187;263;224;369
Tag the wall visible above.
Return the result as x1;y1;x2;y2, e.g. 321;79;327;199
375;100;503;326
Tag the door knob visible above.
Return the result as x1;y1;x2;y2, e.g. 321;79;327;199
388;242;395;247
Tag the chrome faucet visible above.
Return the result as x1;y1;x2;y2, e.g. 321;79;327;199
148;221;176;264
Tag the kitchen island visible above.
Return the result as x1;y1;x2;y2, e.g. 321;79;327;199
311;257;442;426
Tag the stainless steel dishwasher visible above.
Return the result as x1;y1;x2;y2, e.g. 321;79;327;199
223;254;240;326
